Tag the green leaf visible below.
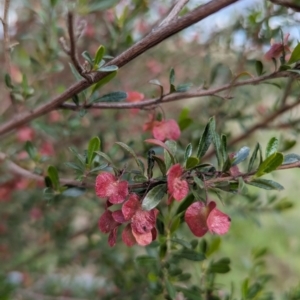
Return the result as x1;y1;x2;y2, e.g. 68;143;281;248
274;199;293;211
283;153;300;165
164;140;177;170
178;118;193;131
171;238;191;249
184;143;192;164
255;152;283;177
69;147;85;165
25;141;37;160
142;184;166;211
173;249;206;261
288;42;300;64
196;119;212;159
221;134;227;162
255;60;263;76
170;215;181;235
265;137;279;158
87;136;101;167
206;237;221;257
62;188;86;197
81;50;93;65
165;279;176;299
209;118;222;168
135;255;157;265
93;91;127;103
246;178;284;190
69;63;83;81
90;71;117;96
178;108;193;131
44;176;52;188
176;194;194;216
176;83;192;92
94;45;105;66
87;0;120;12
4;73;13;88
95;151;114;166
149;79;163;96
209;257;231;274
115;142;144;173
47;166;60;190
43;187;55;201
232;146;250;166
193;176;204;189
72;94;79;106
90;163;108;173
98;65;118;72
186;156;199;169
248;143;262;172
65;162;85;172
169;68;176;93
152;155;167;175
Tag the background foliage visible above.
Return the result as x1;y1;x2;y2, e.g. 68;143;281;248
1;0;300;299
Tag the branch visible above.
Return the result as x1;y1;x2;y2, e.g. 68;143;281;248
0;0;239;137
58;71;294;111
159;0;189;27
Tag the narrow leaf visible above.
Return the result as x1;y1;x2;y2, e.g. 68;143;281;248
152;155;167;175
47;165;60;190
173;249;206;261
93;91;127;103
94;45;105;66
115;142;144;173
184;143;193;164
255;152;283;177
62;187;86;197
87;136;101;167
95;151;114;165
247;178;284;190
265;137;279;158
82;50;93;65
288;42;300;64
25;141;37;160
164;140;177;170
176;83;192;92
283;153;300;165
196;119;212;159
90;71;117;96
149;79;163;96
255;60;263;76
248;143;261;172
142;184;166;210
232;146;250;166
186;156;199;169
98;65;118;72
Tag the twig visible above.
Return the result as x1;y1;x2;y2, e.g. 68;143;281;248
0;0;239;138
203;97;300;160
159;0;189;27
66;12;92;82
0;152;93;188
58;71;294;110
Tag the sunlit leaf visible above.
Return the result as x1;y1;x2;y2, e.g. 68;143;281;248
142;184;166;211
